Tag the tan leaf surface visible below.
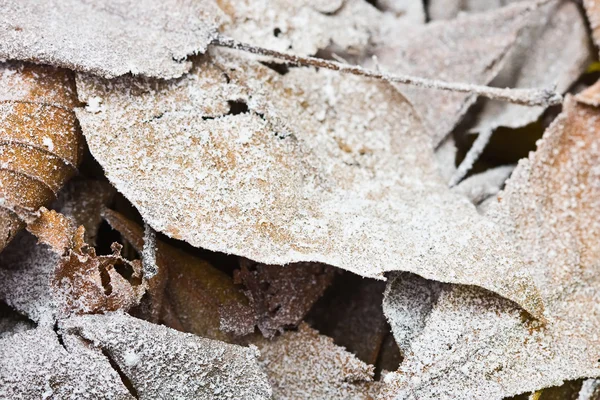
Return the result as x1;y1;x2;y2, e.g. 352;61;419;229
0;0;224;79
253;322;378;399
61;312;272;399
76;50;545;317
373;1;539;146
382;95;600;399
0;326;134;399
234;258;334;338
217;0;420;58
0;61;82;252
584;0;600;54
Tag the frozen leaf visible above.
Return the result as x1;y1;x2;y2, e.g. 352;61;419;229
374;0;425;22
0;232;60;324
61;312;272;399
103;209;254;340
0;61;82;252
0;0;225;79
234;258;334;338
428;0;523;20
469;0;591;137
76;50;545;317
253;322;377;399
575;80;600;107
218;0;413;58
0;326;134;399
584;0;600;55
452;165;514;206
374;1;540;146
435;136;458;183
382;95;600;398
0;303;35;339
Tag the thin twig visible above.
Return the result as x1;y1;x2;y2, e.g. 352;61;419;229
214;35;563;107
449;128;494;187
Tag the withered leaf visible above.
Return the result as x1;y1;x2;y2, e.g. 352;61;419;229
253;322;377;399
470;0;591;136
0;0;225;79
218;0;405;57
103;209;254;340
0;326;134;399
584;0;600;55
234;258;334;338
382;94;600;398
373;1;541;146
61;312;272;399
76;50;545;318
452;165;514;207
0;60;82;252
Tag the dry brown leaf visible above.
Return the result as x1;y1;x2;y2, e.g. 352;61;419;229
469;0;590;136
584;0;600;54
254;322;378;399
0;61;82;252
217;0;418;58
234;258;334;338
0;0;225;79
0;326;134;399
373;1;540;146
103;209;254;340
76;50;545;318
576;80;600;107
382;94;600;399
61;312;272;399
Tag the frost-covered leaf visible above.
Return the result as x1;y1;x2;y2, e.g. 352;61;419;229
382;94;600;399
584;0;600;55
76;50;545;317
470;0;591;135
0;326;134;399
103;209;255;340
374;1;540;146
452;165;514;206
428;0;522;20
218;0;419;58
62;312;272;399
0;0;224;79
234;259;334;338
253;322;378;399
0;60;82;252
578;379;600;400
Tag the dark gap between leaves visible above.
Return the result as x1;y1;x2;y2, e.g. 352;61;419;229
99;347;140;399
53;321;68;352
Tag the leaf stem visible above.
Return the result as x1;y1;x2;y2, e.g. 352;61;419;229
214;35;562;107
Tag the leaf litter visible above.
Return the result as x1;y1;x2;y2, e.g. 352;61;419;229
1;0;600;398
75;49;545;318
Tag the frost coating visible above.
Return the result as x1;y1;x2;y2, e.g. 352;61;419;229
0;0;224;79
383;96;600;398
62;312;272;400
76;50;544;317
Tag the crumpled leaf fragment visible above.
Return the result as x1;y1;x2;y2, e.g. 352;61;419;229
373;1;540;146
382;94;600;399
0;0;225;79
469;0;591;136
0;326;134;399
217;0;414;58
234;258;334;338
76;50;545;317
452;165;514;207
253;322;378;399
61;312;272;400
103;209;254;340
0;60;82;252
